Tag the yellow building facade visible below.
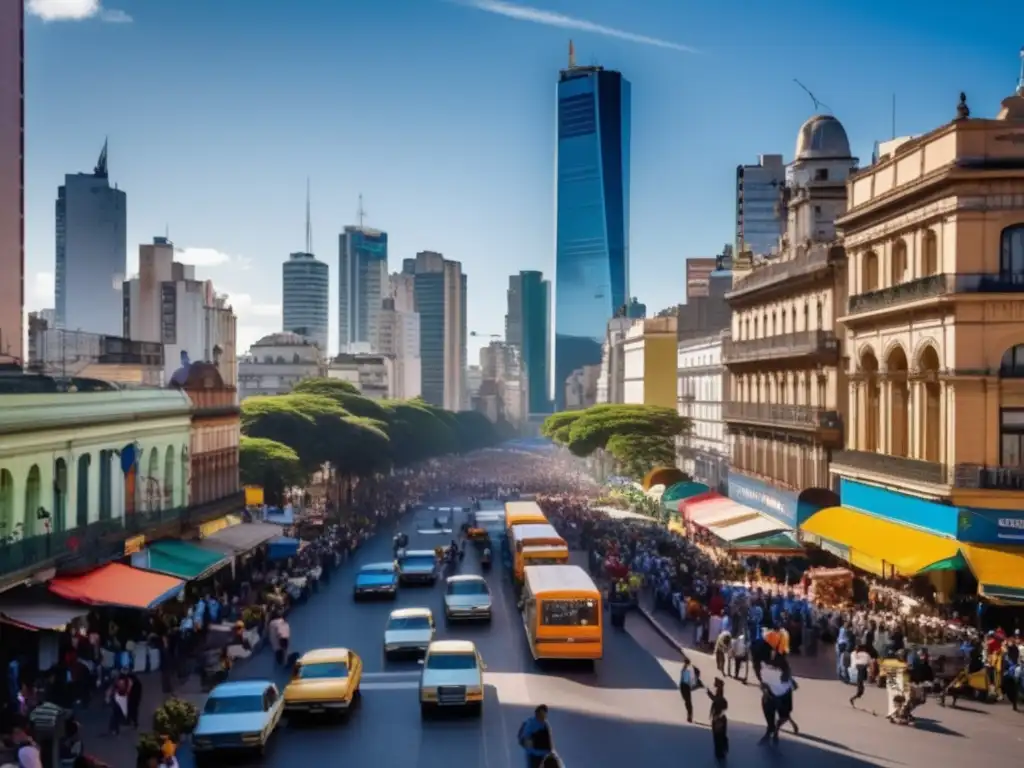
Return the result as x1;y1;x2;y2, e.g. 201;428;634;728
834;89;1024;510
724;116;857;509
622;317;678;408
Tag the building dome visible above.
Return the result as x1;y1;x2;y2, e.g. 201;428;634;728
252;331;311;347
795;114;852;160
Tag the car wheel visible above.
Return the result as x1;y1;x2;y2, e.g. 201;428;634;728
420;702;432;719
468;702;483;717
353;593;361;602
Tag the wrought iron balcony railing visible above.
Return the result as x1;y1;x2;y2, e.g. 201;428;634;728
723;402;841;430
722;330;838;364
830;449;947;485
847;272;1024;316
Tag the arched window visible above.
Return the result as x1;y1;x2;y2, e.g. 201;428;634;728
922;230;939;276
863;251;880;292
1000;344;1024;377
999;344;1024;469
1000;225;1024;284
891;240;908;286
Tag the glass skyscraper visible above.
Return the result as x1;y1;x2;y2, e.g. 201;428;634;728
553;59;630;410
338;226;388;352
519;270;551;415
282;252;329;351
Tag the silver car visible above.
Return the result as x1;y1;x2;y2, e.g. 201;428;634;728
419;639;486;717
443;574;492;623
384;607;435;658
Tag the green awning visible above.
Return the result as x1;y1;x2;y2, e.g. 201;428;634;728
137;540;229;581
918;552;968;573
729;532;804;554
661;481;709;510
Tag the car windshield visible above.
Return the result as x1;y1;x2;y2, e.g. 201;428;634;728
448;581;488;596
388;616;431;630
426;653;478;671
297;662;348;679
404;556;435;568
204;694;264;715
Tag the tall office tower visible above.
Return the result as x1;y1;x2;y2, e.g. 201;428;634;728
55;141;127;335
376;294;421;400
124;237;236;382
735;154;785;258
0;0;23;362
282;183;328;350
505;274;523;348
338;225;388;353
410;251;467;411
553;42;630;409
517;270;551;414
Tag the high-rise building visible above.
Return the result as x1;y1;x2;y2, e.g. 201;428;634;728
553;42;630;409
124;237;237;384
283;253;328;350
410;251;467;411
55;141;127;336
505;274;523;348
736;154;785;259
376;272;421;399
338;225;387;353
0;0;23;363
282;184;328;350
518;270;551;414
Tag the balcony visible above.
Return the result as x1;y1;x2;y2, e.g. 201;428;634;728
724;402;841;433
722;330;839;365
830;450;946;485
725;245;838;301
0;491;245;583
953;464;1024;491
846;272;1024;317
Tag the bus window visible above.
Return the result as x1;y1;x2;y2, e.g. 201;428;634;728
541;599;599;627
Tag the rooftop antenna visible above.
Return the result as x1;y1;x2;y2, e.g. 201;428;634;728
357;194;367;228
568;39;576;68
305;177;312;254
1018;47;1024;96
94;137;109;178
793;79;832;115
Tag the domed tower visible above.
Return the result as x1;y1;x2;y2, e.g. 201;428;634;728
783;115;858;249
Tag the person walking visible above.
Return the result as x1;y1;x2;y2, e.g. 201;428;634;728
678;657;699;723
714;631;732;676
707;678;729;761
849;644;872;708
518;704;554;768
730;633;749;683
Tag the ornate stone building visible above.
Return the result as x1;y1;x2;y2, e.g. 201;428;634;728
723;115;858;524
833;84;1024;511
178;362;240;508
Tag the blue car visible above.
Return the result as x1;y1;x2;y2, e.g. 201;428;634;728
354;562;399;601
399;550;439;586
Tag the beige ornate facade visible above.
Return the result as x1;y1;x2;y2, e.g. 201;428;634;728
724;116;857;497
833;88;1024;510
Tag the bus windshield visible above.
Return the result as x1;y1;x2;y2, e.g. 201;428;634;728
541;598;599;627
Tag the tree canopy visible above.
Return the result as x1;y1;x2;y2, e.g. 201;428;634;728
239;379;503;487
239;436;305;505
541;404;690;479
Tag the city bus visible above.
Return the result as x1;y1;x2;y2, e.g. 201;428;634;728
521;565;602;661
504;500;548;530
511;524;569;582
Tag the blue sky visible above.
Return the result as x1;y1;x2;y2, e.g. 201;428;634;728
22;0;1024;362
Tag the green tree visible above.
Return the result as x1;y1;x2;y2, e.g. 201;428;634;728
293;377;392;422
240;396;322;470
563;404;688;457
239;436;304;505
453;410;499;452
605;433;677;480
290;378;360;397
539;410;586;445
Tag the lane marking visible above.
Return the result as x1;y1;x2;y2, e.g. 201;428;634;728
359;681;421;691
362;671;422;680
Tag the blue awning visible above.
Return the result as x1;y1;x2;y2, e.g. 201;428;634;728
267;537;301;561
264;507;295;526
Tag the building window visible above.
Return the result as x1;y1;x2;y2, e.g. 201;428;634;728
863;251;879;292
922;230;939;276
1000;344;1024;377
1000;225;1024;282
891;240;908;286
1000;409;1024;469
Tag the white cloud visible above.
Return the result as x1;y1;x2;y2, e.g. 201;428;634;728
174;247;250;269
32;272;55;304
27;0;133;23
455;0;697;53
224;292;281;319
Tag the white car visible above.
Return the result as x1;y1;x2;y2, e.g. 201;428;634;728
192;680;283;764
419;639;486;717
443;574;492;622
384;607;435;658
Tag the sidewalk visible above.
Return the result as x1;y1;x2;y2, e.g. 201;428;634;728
634;591;839;680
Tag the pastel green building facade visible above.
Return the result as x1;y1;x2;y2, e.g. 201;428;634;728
0;388;193;541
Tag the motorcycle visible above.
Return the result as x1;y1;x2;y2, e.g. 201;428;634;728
481;547;492;571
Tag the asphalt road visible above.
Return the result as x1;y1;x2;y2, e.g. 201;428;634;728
171;504;1024;767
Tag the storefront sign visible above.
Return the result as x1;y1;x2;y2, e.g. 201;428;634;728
839;479;958;537
957;508;1024;545
124;535;146;556
726;475;798;528
244;486;264;506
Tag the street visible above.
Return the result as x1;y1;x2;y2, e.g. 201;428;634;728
98;504;1024;767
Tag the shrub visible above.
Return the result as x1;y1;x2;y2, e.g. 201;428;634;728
152;697;199;740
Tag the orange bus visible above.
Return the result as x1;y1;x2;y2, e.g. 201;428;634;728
504;500;548;530
521;565;602;662
511;524;569;582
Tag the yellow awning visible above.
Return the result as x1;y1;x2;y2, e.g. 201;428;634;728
800;506;960;576
962;544;1024;597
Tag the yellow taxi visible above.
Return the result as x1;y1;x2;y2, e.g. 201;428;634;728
283;647;363;718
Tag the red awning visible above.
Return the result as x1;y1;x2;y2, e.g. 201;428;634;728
49;563;185;609
678;491;723;515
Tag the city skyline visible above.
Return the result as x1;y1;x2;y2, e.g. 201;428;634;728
19;0;1024;366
